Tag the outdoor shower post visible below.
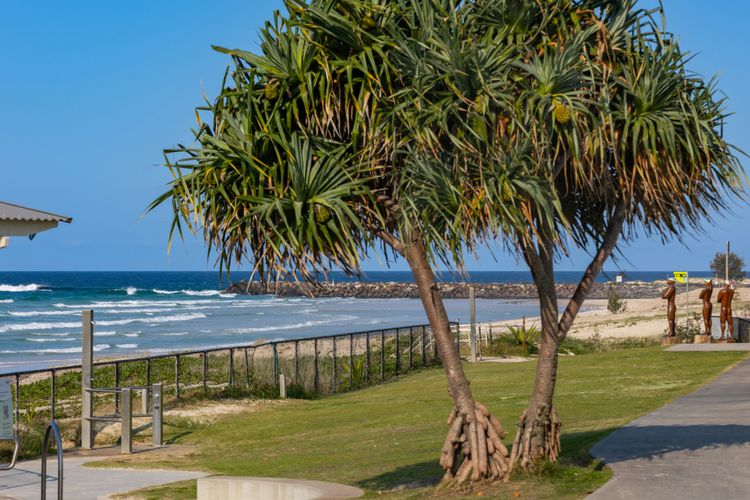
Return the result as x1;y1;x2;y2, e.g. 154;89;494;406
81;310;94;449
152;383;163;446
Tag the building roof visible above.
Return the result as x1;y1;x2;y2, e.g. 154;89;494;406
0;201;72;224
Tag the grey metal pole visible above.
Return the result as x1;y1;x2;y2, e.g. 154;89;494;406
726;240;730;282
469;287;477;363
686;273;689;328
81;310;94;450
152;383;163;446
121;388;132;454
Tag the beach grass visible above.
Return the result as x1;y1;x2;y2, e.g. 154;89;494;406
96;346;747;499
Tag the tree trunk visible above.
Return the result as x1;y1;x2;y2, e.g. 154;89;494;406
511;199;627;471
403;237;511;482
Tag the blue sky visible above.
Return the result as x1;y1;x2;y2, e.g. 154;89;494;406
1;0;747;273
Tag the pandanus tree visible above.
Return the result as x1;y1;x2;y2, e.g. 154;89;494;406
151;0;558;483
483;1;746;469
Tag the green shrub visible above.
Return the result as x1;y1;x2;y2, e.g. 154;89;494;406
607;285;627;314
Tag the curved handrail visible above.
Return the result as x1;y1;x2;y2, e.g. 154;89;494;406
0;437;18;470
41;419;63;500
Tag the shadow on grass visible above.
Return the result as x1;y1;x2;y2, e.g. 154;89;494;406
355;460;443;491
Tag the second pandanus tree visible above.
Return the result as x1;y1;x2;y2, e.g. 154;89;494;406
476;1;746;470
151;0;557;483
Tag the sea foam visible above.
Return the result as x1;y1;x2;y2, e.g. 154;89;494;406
0;284;44;292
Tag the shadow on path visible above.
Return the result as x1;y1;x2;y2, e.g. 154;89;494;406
593;424;750;464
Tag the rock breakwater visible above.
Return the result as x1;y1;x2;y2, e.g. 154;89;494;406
225;280;682;300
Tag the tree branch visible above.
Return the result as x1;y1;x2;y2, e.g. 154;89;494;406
557;197;628;338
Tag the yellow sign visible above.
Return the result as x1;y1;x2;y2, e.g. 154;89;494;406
673;272;688;283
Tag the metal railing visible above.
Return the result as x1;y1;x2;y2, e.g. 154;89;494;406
0;319;455;458
41;420;63;500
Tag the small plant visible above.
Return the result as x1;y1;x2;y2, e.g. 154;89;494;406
666;319;702;343
506;324;541;355
607;285;627;314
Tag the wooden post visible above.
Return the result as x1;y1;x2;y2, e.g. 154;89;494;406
121;388;132;454
152;383;163;447
81;310;94;450
141;388;149;415
279;374;287;399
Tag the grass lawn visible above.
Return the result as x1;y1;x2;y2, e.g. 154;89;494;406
99;347;747;499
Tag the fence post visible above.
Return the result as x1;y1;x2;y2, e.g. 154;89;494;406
395;329;401;374
81;310;94;450
229;348;235;386
421;326;426;367
175;355;181;400
314;338;319;393
332;337;337;393
152;383;163;447
489;324;493;347
349;334;354;389
121;388;132;454
434;325;439;360
279;374;287;399
14;374;20;436
294;340;300;385
365;332;370;384
114;361;120;413
380;330;385;381
244;348;250;387
50;369;56;420
203;351;208;393
273;343;279;386
408;327;413;370
146;359;152;392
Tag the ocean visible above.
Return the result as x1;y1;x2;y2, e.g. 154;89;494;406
0;271;712;373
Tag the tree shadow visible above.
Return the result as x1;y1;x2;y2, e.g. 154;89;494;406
590;424;750;463
355;460;443;492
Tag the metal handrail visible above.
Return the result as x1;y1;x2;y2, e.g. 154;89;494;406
0;437;19;470
41;419;63;500
0;321;450;378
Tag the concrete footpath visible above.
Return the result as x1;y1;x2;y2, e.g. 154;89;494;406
589;357;750;499
0;450;205;500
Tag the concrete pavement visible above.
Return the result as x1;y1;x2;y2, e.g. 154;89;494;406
589;357;750;499
0;449;204;500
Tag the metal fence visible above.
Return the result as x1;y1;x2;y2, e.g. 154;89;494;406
0;320;457;450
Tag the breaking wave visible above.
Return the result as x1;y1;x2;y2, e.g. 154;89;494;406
0;284;45;292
